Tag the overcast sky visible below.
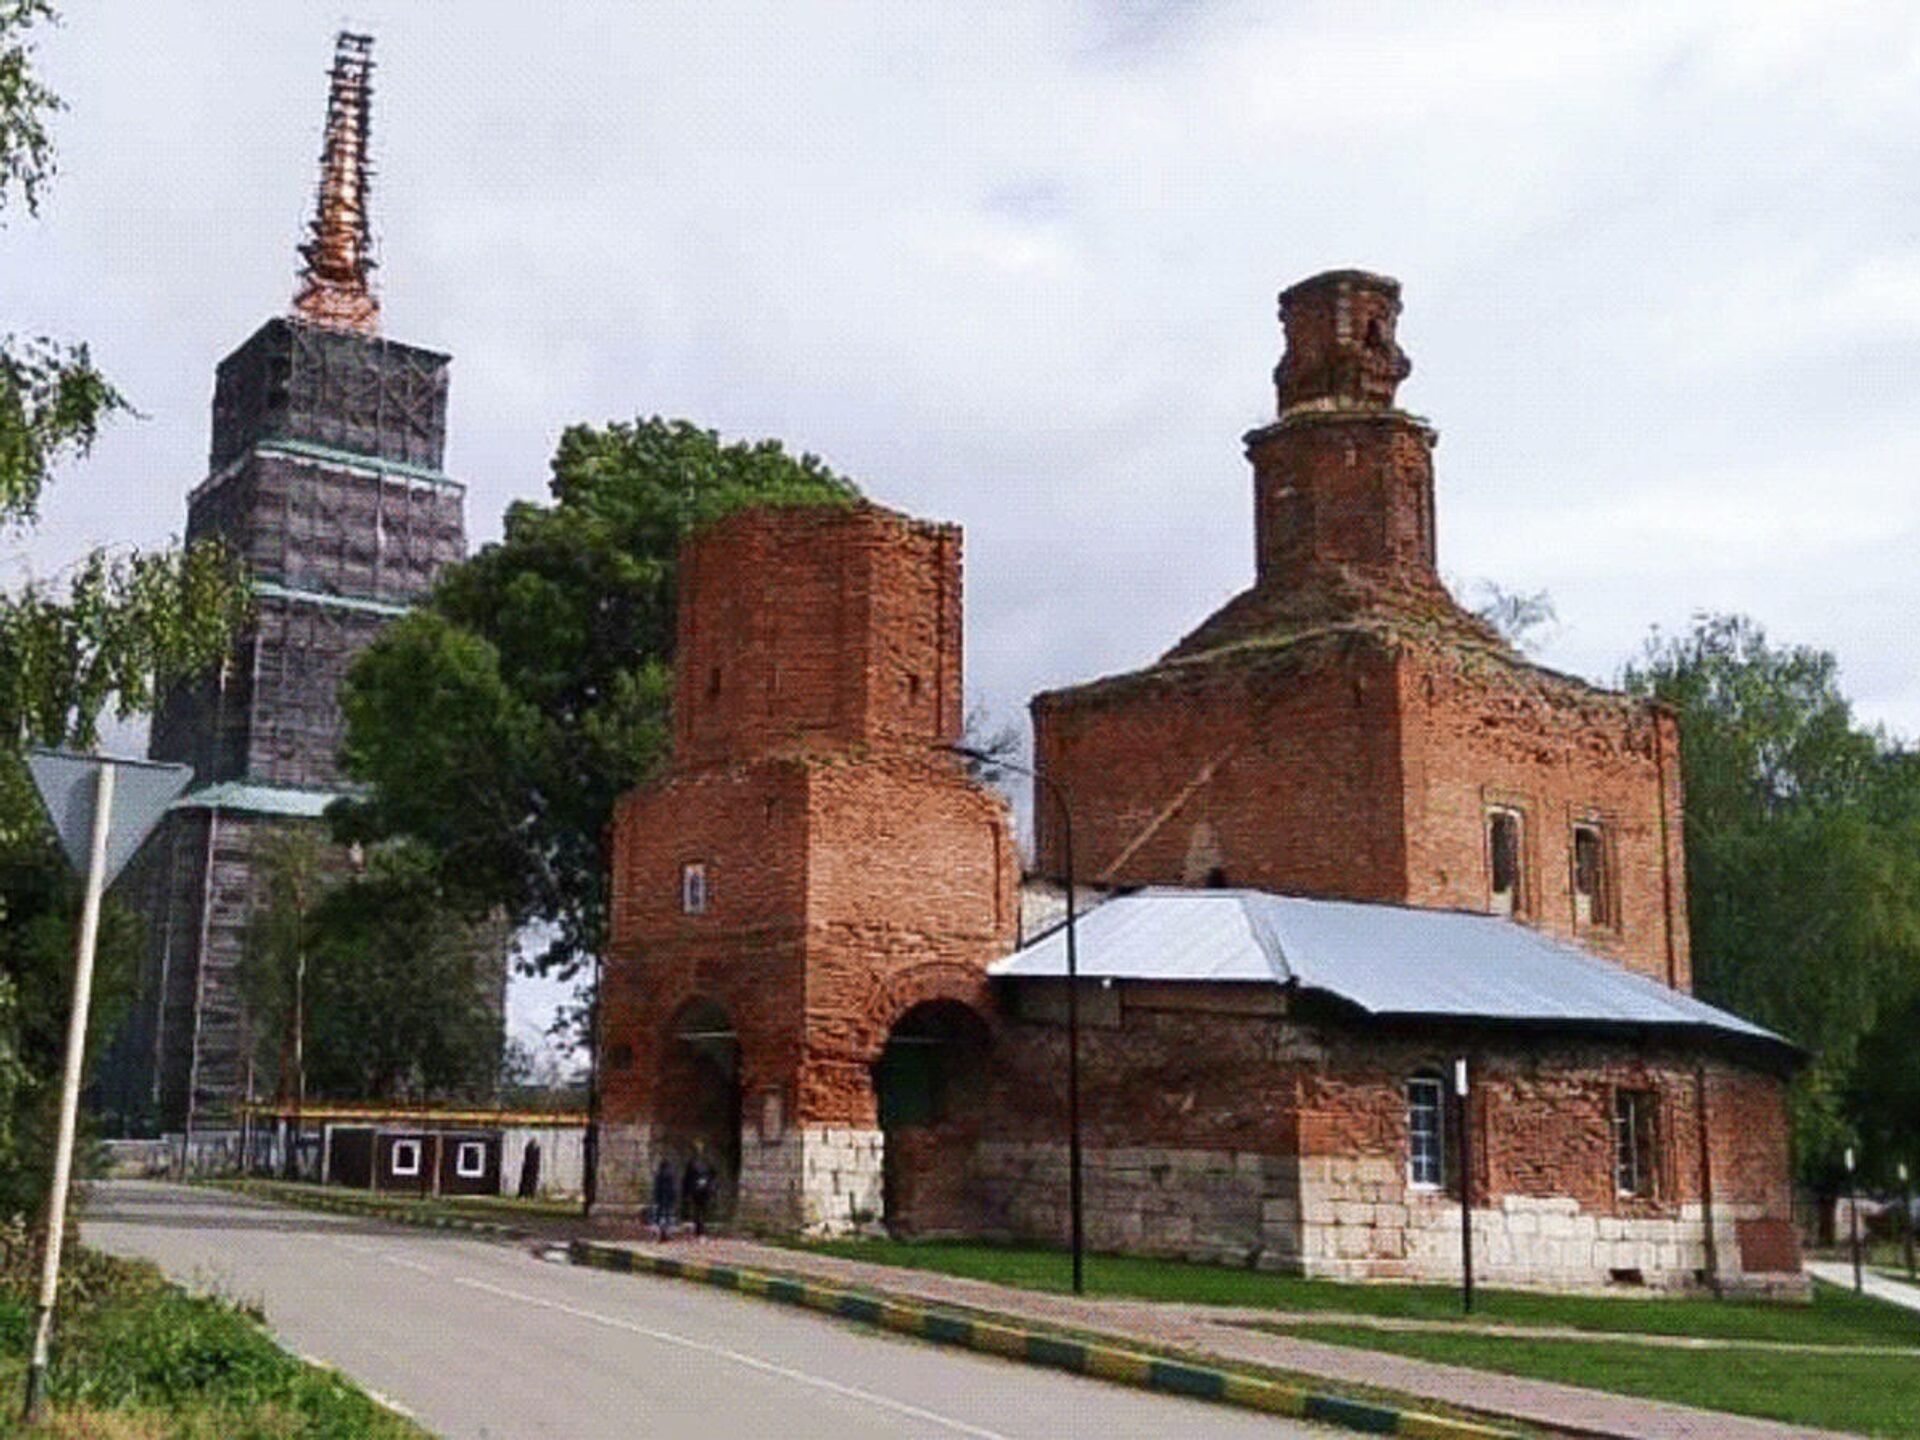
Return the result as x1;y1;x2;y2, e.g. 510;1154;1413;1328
11;2;1920;1046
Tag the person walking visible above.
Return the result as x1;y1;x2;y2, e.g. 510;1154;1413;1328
682;1145;717;1240
650;1156;679;1241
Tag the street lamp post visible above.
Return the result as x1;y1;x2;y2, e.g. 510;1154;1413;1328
948;744;1084;1296
1845;1146;1862;1294
1901;1162;1915;1285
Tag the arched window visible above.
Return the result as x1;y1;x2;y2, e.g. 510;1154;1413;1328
1406;1073;1446;1190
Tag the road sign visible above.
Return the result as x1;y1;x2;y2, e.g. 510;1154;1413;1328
25;749;191;886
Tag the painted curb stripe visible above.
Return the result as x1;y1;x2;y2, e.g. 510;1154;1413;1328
229;1197;1521;1440
1305;1394;1403;1434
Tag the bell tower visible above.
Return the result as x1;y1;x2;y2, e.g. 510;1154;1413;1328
1249;270;1438;591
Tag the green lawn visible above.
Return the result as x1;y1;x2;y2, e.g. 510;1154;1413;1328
1272;1321;1920;1438
789;1237;1920;1347
225;1178;580;1226
0;1245;426;1438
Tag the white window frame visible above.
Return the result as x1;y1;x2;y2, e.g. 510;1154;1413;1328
1613;1088;1659;1199
681;862;708;915
390;1138;422;1178
1406;1075;1446;1190
455;1140;487;1179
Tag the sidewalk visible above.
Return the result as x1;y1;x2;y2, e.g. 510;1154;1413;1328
587;1229;1851;1440
1805;1260;1920;1317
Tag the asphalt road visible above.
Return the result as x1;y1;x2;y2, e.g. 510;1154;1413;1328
83;1182;1329;1440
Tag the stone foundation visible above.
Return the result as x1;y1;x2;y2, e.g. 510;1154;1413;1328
737;1124;884;1235
973;1139;1791;1292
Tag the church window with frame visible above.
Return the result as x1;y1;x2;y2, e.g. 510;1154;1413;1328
1406;1074;1447;1190
1573;821;1616;929
680;862;708;916
1486;806;1525;917
1613;1088;1659;1198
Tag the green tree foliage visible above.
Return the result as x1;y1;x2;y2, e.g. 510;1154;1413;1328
236;828;327;1110
334;418;861;989
0;1;247;1204
300;845;502;1104
1625;614;1920;1187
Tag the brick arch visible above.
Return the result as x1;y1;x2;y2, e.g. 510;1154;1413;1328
653;995;744;1214
855;962;995;1065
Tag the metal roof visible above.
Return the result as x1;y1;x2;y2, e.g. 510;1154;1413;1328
991;888;1788;1050
171;782;342;819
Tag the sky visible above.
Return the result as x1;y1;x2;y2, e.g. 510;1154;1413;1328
9;2;1920;1050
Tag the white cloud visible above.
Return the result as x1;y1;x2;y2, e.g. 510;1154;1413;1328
12;1;1920;1035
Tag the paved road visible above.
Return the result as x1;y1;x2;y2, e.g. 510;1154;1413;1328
84;1183;1327;1440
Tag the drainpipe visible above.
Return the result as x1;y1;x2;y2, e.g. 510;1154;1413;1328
1653;710;1679;991
1694;1063;1721;1296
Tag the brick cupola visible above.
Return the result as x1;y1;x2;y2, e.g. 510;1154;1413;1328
1246;269;1438;592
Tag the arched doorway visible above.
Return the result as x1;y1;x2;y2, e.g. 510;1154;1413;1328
655;999;743;1219
872;1001;990;1236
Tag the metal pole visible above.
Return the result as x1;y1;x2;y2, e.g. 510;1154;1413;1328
24;762;114;1422
1901;1162;1914;1284
1060;787;1083;1297
943;743;1082;1295
1456;1055;1473;1315
1845;1146;1862;1294
583;951;601;1217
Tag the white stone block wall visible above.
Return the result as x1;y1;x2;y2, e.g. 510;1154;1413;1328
736;1125;885;1235
592;1121;654;1215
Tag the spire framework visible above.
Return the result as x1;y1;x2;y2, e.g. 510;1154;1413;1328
292;31;379;335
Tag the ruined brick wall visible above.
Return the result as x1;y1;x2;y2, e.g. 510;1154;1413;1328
970;984;1797;1286
1397;652;1691;986
1031;640;1409;895
600;503;1014;1229
674;506;962;770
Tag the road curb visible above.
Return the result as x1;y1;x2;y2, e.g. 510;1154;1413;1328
567;1237;1520;1440
215;1179;544;1244
209;1180;1523;1439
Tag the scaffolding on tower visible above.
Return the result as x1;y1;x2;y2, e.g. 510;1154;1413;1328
292;31;380;335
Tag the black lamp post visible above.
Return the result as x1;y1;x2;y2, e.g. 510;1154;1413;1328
948;744;1084;1297
1845;1145;1862;1294
1901;1162;1915;1284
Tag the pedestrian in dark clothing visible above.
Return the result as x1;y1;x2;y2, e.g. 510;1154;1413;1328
682;1148;717;1240
651;1158;678;1241
516;1138;542;1199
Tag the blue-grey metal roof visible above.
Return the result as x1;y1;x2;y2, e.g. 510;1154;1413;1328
170;783;342;819
991;888;1787;1049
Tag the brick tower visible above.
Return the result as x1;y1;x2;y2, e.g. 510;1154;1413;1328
103;33;479;1132
601;504;1018;1230
1033;270;1691;987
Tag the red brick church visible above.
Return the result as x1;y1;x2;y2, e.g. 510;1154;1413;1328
600;270;1802;1292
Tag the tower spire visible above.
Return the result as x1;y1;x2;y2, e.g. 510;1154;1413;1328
291;31;379;335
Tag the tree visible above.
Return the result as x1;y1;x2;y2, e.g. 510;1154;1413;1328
0;1;247;1209
299;844;503;1104
236;828;328;1147
1463;579;1558;657
334;418;861;995
1624;614;1920;1188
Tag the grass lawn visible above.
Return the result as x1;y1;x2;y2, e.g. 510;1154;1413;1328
790;1237;1920;1347
1270;1321;1920;1438
225;1178;579;1226
0;1244;426;1439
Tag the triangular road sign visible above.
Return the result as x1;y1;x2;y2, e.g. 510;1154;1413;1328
25;749;192;887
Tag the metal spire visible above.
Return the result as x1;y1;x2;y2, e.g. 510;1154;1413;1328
291;31;379;334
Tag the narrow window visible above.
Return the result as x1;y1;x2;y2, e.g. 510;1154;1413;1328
1406;1075;1446;1189
1573;823;1615;928
1613;1089;1659;1198
681;862;708;916
390;1139;421;1178
455;1141;487;1179
706;666;722;699
1487;807;1524;916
